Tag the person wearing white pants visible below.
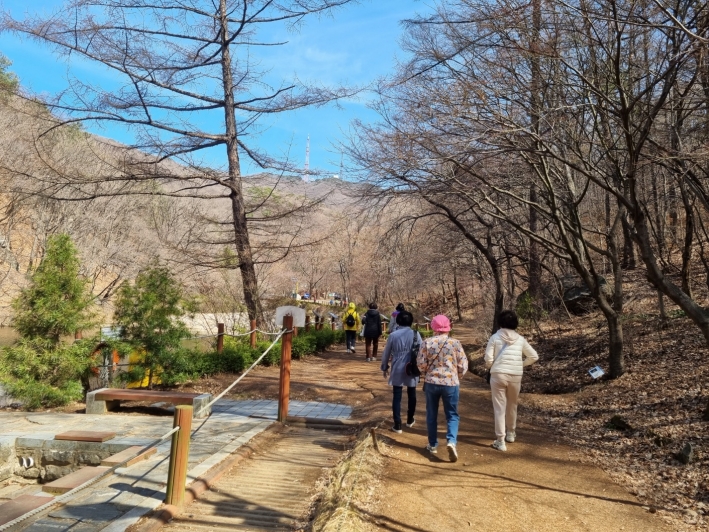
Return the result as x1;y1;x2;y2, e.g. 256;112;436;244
484;310;539;451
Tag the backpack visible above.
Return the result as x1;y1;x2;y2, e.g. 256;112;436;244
405;333;422;377
345;312;356;327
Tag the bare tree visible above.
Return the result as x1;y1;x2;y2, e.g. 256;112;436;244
2;0;355;324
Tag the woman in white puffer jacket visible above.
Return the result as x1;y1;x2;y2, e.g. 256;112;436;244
484;310;539;451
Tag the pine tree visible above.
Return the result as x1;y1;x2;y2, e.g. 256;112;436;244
12;233;94;344
113;265;193;388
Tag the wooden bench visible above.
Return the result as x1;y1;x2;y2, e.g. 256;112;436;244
85;388;212;418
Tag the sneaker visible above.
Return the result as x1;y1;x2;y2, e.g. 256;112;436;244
346;348;351;353
352;348;356;353
492;439;507;452
505;430;516;443
405;419;415;428
447;443;458;462
391;424;402;434
425;444;438;454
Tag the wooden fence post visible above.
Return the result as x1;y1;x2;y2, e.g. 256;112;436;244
217;323;224;354
370;428;380;453
305;315;311;332
250;319;257;349
278;315;293;423
331;317;336;331
74;330;82;340
165;405;193;506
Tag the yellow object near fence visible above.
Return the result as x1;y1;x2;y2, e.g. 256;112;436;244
126;349;162;388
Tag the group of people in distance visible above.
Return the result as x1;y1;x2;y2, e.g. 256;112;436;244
342;304;539;462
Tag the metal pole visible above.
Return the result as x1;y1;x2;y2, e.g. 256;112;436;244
278;315;293;423
250;319;257;349
217;323;224;354
165;405;193;506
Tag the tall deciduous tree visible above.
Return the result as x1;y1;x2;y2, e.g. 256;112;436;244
2;0;354;325
12;233;94;344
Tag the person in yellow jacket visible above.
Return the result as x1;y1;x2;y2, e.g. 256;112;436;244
342;302;361;353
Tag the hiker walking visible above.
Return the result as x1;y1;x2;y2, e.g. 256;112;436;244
388;303;406;333
362;302;383;362
342;303;361;353
381;311;421;433
484;310;539;451
418;314;468;462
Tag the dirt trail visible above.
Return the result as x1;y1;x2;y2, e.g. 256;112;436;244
189;329;673;531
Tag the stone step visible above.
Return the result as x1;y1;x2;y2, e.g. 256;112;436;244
54;431;117;442
42;466;111;495
101;446;156;467
0;494;55;525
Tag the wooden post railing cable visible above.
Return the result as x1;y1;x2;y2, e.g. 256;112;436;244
216;323;225;354
165;405;193;506
278;315;293;423
250;320;257;348
0;425;180;531
201;328;288;413
1;330;290;530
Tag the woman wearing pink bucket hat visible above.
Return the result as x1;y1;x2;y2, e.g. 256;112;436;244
417;314;468;462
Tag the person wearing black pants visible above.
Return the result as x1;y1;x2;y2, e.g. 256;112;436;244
362;302;383;362
341;302;361;353
380;311;421;433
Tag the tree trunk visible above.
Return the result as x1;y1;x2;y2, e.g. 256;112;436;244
606;310;625;378
632;206;709;342
680;184;694;299
453;267;463;321
529;187;542;299
621;216;636;269
220;0;263;325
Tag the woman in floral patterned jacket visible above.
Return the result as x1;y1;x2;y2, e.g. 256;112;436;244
417;314;468;462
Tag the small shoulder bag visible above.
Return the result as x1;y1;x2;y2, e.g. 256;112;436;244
404;332;422;377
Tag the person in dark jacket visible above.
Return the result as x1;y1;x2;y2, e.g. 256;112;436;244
362;302;383;362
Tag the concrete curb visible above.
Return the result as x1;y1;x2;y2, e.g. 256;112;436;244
126;423;284;532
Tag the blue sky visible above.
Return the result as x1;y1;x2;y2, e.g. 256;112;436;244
0;0;430;177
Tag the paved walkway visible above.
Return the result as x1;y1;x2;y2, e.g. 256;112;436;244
211;399;351;421
0;399;351;531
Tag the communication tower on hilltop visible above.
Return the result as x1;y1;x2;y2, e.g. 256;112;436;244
303;135;310;182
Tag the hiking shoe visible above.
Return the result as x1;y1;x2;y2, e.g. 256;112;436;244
492;439;507;452
447;443;458;462
391;424;402;434
405;419;415;428
426;444;438;454
365;357;370;362
505;430;516;443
